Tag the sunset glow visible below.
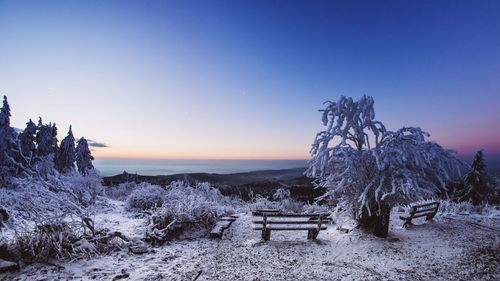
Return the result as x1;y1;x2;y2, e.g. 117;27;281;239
1;0;499;160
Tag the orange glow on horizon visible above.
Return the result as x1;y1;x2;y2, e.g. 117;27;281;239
91;149;310;161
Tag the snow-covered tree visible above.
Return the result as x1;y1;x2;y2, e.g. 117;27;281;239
55;126;76;173
35;120;58;159
455;150;489;205
306;95;463;237
273;188;291;201
75;137;94;175
0;96;21;183
18;119;37;166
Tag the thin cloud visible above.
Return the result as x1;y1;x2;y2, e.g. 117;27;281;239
87;139;108;148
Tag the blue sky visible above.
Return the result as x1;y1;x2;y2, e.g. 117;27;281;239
0;0;499;159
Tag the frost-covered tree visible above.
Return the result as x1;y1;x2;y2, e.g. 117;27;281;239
0;96;21;183
55;126;76;173
35;120;58;159
273;188;291;201
75;137;94;175
306;95;463;237
18;119;38;166
455;150;489;205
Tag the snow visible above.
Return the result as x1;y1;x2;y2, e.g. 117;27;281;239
4;201;498;281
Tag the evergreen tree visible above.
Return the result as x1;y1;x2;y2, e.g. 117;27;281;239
18;119;37;165
55;126;76;173
35;120;58;158
455;150;489;205
75;137;94;175
0;96;11;128
0;96;20;182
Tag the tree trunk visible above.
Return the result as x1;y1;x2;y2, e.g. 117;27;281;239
358;204;391;238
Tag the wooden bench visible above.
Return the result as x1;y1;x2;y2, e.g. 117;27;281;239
400;202;440;228
253;212;330;241
210;215;238;239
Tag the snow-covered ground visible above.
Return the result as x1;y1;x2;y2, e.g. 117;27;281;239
3;201;499;281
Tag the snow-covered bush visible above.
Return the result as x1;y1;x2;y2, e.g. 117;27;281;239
302;202;331;214
61;170;104;207
272;188;304;213
437;200;499;216
247;189;313;214
306;95;464;237
142;181;239;242
126;183;168;210
104;181;138;200
248;195;278;210
13;221;79;262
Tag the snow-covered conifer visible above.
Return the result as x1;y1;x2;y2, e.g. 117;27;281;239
75;137;94;175
18;119;37;165
55;126;76;173
35;120;58;158
455;150;489;205
0;96;20;182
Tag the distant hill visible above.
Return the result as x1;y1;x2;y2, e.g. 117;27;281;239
102;168;326;202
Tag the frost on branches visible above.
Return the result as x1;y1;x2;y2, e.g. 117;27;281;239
306;95;463;237
76;137;94;175
0;95;107;262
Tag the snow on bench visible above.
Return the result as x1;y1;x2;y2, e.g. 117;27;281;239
209;216;238;239
399;202;440;228
252;212;330;241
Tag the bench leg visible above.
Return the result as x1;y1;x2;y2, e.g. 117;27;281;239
307;229;318;240
402;219;412;228
426;213;436;221
264;230;271;241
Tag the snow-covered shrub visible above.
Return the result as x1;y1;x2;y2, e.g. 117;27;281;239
273;188;291;201
13;221;79;262
10;218;127;262
126;183;168;210
104;181;137;200
61;170;104;207
32;154;58;180
302;202;330;214
437;200;499;216
144;181;238;241
246;189;310;214
248;195;277;211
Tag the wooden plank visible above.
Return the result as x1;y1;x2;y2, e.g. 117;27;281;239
256;209;280;212
254;213;330;218
219;217;237;222
414;207;438;214
410;213;435;219
253;220;328;225
209;225;223;238
217;220;232;229
253;226;327;231
412;202;439;208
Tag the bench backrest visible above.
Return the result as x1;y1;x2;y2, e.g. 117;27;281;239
253;212;330;218
409;202;440;216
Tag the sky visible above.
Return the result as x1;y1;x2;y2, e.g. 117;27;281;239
0;0;499;160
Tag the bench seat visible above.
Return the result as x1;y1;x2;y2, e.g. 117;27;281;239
252;211;330;241
253;226;327;231
253;220;329;225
